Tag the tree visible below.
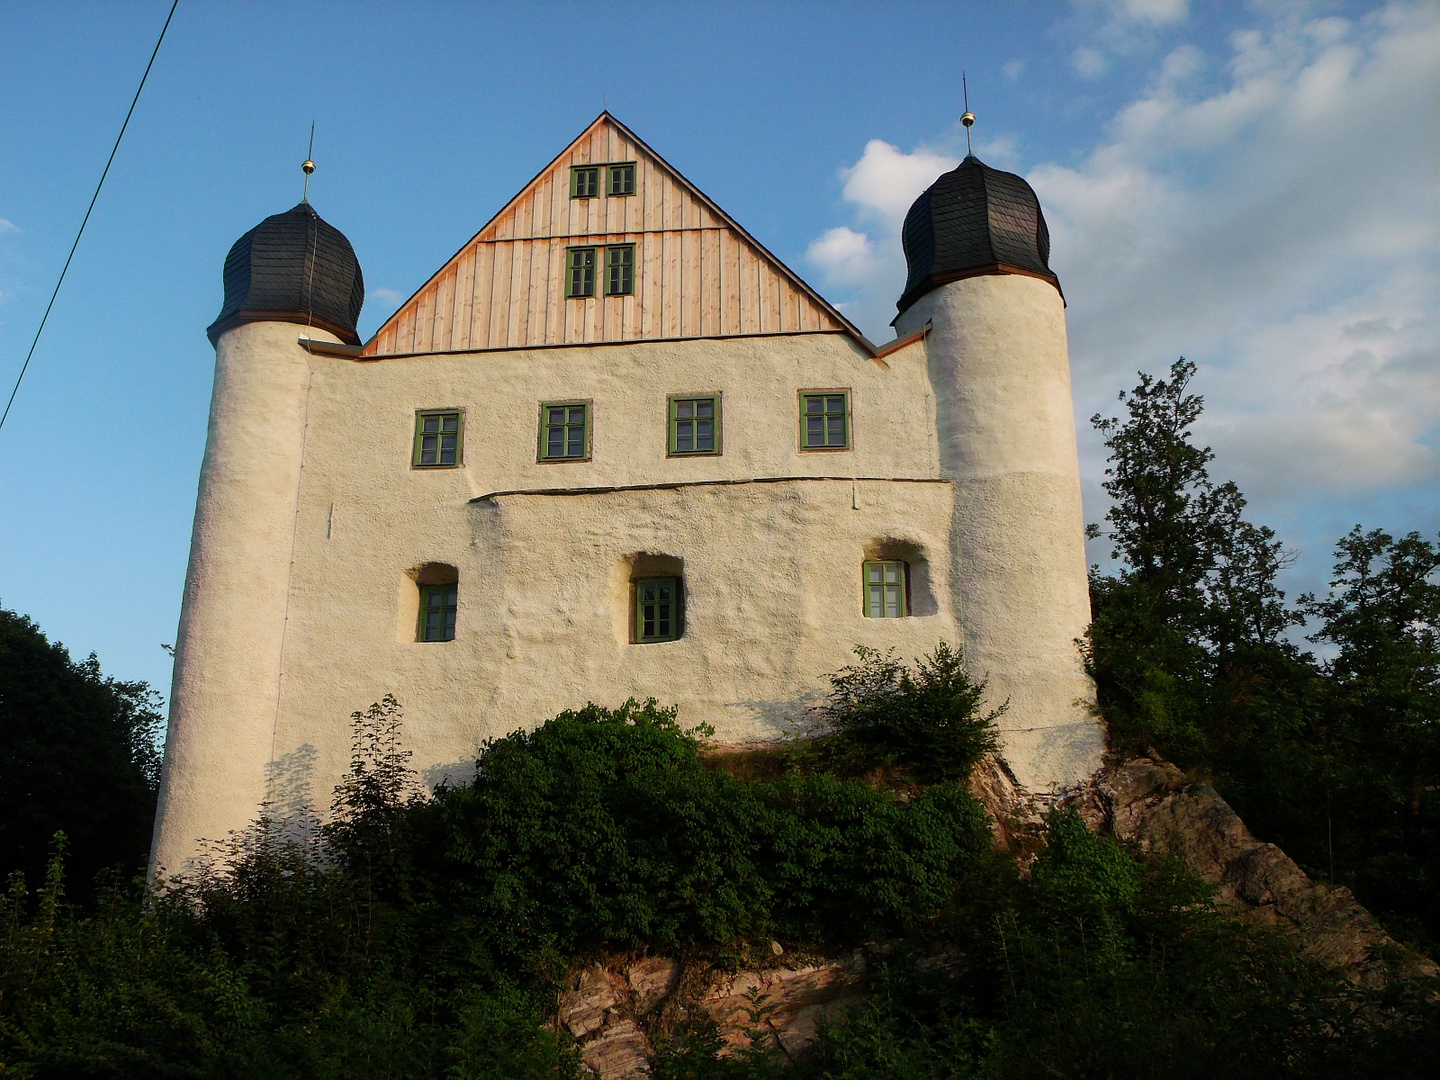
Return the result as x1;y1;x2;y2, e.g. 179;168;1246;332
1301;529;1440;941
0;607;162;901
1085;359;1302;760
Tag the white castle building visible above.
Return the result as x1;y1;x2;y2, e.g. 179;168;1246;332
150;113;1105;876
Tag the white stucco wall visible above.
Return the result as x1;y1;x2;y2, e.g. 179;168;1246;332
895;274;1106;792
153;283;1107;875
151;321;342;878
153;329;977;874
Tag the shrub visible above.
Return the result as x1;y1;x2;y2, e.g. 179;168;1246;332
810;643;1002;781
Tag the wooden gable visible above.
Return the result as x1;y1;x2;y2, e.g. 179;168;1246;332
361;113;866;358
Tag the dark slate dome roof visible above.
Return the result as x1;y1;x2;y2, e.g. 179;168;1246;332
207;202;364;346
896;155;1058;316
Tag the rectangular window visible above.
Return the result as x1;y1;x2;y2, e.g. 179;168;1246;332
636;577;679;642
419;583;458;641
567;247;597;298
607;162;636;196
539;401;590;461
668;394;720;455
800;390;851;450
605;245;635;296
863;561;907;618
413;410;463;467
570;165;599;198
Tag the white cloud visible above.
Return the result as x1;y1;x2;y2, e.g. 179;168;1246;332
812;1;1438;583
0;217;16;234
840;139;959;227
1003;59;1026;81
1120;0;1187;25
803;139;958;333
805;227;876;287
370;286;405;307
1072;45;1110;78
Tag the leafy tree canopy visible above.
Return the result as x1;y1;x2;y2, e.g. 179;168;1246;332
0;606;162;901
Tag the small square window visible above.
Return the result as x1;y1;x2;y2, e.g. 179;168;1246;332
669;395;721;455
800;390;851;450
413;410;463;468
607;162;636;196
605;245;635;296
419;583;458;641
863;561;907;618
539;401;590;461
636;577;680;642
567;247;597;298
571;165;599;199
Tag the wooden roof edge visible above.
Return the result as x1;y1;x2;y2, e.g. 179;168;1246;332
599;112;874;351
870;321;931;362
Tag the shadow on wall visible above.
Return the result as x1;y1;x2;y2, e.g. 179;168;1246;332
862;537;938;616
610;552;685;645
724;688;829;741
397;562;460;642
263;742;319;843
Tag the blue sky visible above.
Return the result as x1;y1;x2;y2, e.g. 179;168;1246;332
0;0;1435;700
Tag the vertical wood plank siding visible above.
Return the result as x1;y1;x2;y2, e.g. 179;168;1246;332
361;115;849;357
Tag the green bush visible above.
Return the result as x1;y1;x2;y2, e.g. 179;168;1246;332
809;643;1002;781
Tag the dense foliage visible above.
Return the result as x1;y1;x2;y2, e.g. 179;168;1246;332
1085;359;1440;950
1;648;1435;1078
0;607;162;902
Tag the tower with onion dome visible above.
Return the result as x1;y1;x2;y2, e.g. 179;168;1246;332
150;195;364;878
893;147;1104;792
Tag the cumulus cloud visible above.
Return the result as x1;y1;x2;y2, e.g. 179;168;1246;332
803;139;958;334
1072;45;1110;78
805;227;876;287
812;1;1437;586
1038;3;1439;511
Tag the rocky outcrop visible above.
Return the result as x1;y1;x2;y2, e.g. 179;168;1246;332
1064;756;1439;986
553;949;867;1079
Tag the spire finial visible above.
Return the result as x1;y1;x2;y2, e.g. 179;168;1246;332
961;73;976;157
301;121;316;203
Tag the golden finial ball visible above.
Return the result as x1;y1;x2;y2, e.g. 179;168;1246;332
302;159;316;175
961;111;976;128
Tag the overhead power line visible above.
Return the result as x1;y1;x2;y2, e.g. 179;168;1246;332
0;0;180;436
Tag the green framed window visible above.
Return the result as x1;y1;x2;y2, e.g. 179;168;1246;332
800;390;851;450
570;165;600;199
605;245;635;296
539;401;590;461
668;394;720;455
413;410;462;467
607;162;636;196
636;578;680;642
419;583;458;641
567;247;597;298
863;561;907;618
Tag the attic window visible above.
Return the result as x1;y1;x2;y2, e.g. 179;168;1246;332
571;166;600;199
605;245;634;296
567;247;597;298
608;162;636;196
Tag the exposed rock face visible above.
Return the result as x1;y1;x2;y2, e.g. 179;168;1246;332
557;753;1436;1077
1065;756;1439;986
700;953;868;1061
553;952;868;1079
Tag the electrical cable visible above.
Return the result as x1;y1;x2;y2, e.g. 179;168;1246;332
0;0;180;435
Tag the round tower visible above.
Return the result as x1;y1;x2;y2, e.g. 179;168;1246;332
150;202;363;877
893;155;1104;793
